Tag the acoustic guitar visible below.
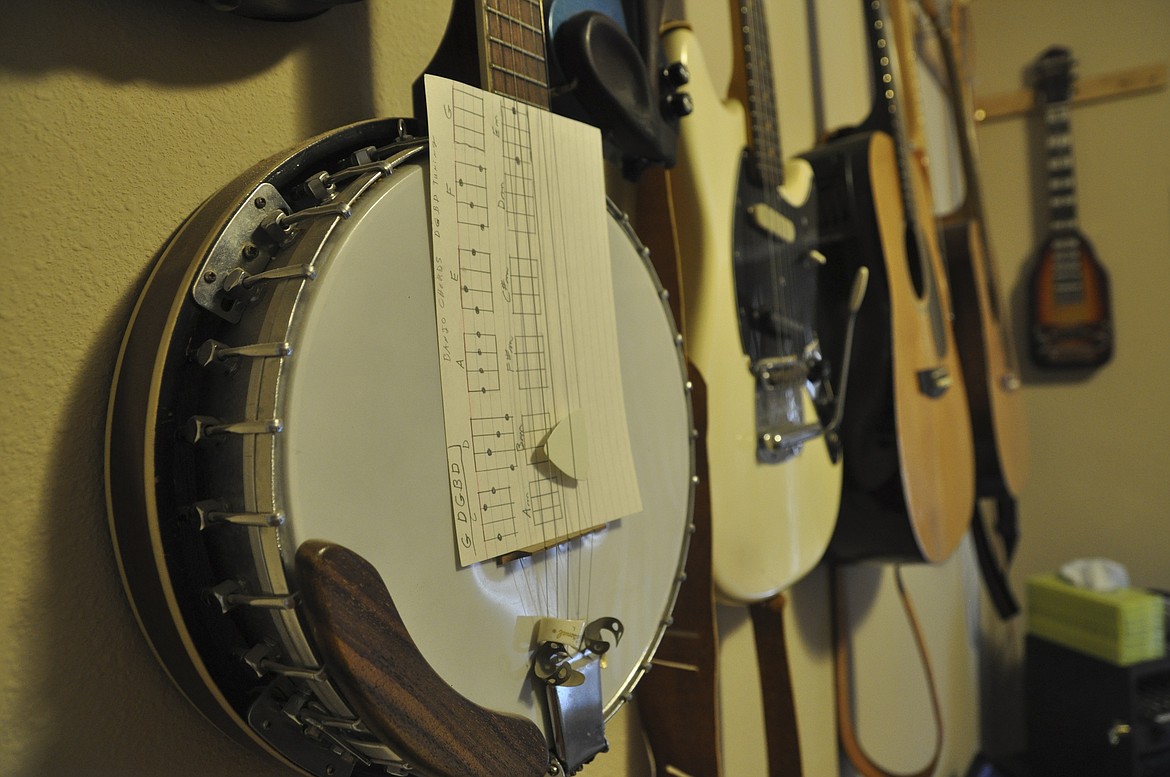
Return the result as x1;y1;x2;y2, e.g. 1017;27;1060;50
923;0;1028;499
1027;45;1114;369
105;1;695;775
801;0;975;563
648;0;846;604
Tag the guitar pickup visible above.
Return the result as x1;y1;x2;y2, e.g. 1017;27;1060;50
746;202;796;243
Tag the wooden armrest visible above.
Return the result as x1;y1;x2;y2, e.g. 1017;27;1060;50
295;540;550;777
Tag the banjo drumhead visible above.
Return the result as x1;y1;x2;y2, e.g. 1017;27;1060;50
107;119;693;774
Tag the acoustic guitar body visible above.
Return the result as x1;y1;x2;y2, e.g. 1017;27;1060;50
804;130;975;564
1028;230;1113;368
926;0;1029;500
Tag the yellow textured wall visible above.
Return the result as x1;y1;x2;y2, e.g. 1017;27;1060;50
0;2;442;774
970;0;1170;756
21;0;1163;774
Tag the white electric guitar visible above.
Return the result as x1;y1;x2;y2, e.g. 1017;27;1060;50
655;0;858;603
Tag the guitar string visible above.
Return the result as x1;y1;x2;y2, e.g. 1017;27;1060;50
540;116;595;627
770;0;807;355
498;0;558;623
533;0;592;628
745;0;806;376
500;26;587;626
930;3;1012;328
883;0;956;361
485;0;552;622
746;0;781;362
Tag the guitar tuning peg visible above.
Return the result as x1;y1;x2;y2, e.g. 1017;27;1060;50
663;61;691;88
664;91;694;118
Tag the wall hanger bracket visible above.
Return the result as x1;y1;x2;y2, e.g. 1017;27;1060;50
975;61;1167;122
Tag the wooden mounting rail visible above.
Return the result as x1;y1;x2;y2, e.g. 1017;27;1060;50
974;61;1167;122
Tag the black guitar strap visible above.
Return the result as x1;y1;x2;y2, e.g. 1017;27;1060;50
970;495;1020;620
994;494;1019;559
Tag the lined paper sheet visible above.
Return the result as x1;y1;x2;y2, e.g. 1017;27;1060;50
425;75;641;567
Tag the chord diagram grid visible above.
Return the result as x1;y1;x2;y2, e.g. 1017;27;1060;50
497;98;570;546
464;332;500;394
470;415;518;473
478;484;518;543
426;75;639;567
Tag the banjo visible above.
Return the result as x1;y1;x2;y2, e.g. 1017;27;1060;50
104;2;694;775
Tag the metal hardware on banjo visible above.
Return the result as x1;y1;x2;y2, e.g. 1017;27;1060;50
106;117;695;776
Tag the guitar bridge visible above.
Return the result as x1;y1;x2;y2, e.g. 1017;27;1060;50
753;354;823;463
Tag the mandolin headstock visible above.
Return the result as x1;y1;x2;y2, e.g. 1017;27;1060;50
1033;46;1076;105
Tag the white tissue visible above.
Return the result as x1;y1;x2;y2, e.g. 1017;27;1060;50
1058;557;1130;592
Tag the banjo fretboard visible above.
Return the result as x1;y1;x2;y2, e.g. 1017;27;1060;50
482;0;551;109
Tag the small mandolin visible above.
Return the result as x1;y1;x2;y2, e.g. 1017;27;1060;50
1028;46;1113;369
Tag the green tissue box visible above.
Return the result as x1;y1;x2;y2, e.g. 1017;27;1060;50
1026;573;1165;666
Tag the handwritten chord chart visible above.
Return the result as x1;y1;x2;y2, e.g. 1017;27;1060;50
425;75;641;567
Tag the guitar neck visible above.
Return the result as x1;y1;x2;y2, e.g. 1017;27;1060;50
1042;98;1088;300
731;0;785;185
1043;100;1079;235
926;0;984;220
1032;44;1087;298
886;0;930;154
478;0;552;108
861;0;932;229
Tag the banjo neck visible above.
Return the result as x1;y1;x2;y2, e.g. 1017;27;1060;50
420;0;553;113
477;0;552;108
